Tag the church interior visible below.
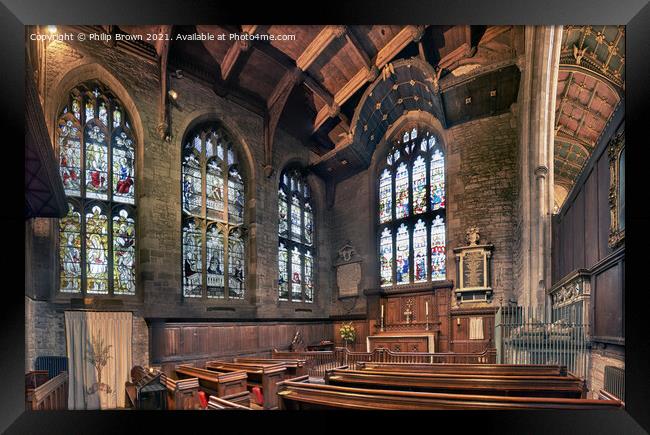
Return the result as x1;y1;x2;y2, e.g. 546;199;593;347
24;24;626;410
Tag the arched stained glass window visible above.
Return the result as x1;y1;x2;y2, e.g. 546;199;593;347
278;168;315;302
57;81;137;296
377;126;446;288
181;122;246;300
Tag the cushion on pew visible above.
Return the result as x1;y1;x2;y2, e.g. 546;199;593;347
198;391;208;409
252;386;264;406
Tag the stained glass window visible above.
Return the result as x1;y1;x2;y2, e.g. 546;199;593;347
395;163;409;219
377;126;446;287
379;169;392;223
431;215;446;280
228;231;245;299
85;204;109;294
412;156;426;214
57;82;137;296
396;224;410;284
279;243;289;301
59;202;81;293
278;168;315;302
380;228;393;287
113;207;136;294
414;219;427;283
206;224;224;298
431;149;445;210
180;122;246;300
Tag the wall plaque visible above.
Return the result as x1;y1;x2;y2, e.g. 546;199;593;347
334;241;362;299
453;227;494;303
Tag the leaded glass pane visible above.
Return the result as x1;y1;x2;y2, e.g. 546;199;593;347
112;129;135;204
414;219;427;283
112;108;121;128
85;123;109;200
206;225;225;298
412;155;426;214
279;243;289;301
304;203;313;246
98;100;108;126
72;98;81;120
395;162;409;219
304;250;313;303
85;98;94;121
410;127;417;140
58;117;82;196
228;231;245;299
380;227;393;287
206;159;224;217
182;144;202;215
182;218;202;297
228;167;244;224
431;215;446;280
85;205;109;294
291;195;302;242
430;149;445;210
59;203;81;293
291;247;302;299
396;223;410;284
379;169;392;223
279;190;289;238
112;208;135;295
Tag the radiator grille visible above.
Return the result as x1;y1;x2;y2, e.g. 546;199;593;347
604;365;625;401
34;356;68;379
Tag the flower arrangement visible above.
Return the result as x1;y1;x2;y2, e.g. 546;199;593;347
339;322;356;344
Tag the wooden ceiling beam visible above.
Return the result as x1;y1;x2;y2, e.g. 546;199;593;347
312;25;427;133
221;39;253;82
344;28;372;69
296;25;346;71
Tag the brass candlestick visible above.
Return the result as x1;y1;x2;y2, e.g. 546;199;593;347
425;313;430;331
380;315;385;332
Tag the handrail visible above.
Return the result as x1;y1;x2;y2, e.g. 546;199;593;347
272;347;497;376
26;371;68;410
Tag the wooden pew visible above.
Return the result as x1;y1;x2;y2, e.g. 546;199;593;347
25;371;68;410
277;376;623;410
206;361;286;409
324;368;587;399
234;357;308;378
160;372;201;410
207;395;252;410
175;364;250;407
355;362;568;377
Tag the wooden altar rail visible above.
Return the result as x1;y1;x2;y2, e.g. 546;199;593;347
272;348;497;377
25;371;68;410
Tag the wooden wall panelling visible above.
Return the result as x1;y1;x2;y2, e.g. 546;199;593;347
573;190;585;270
597;153;611;261
593;264;623;340
584;169;599;267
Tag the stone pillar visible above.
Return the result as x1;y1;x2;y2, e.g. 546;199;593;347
514;26;563;315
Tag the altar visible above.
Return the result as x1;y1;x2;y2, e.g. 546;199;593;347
366;333;436;353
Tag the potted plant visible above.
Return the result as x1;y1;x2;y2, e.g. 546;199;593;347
339;322;356;351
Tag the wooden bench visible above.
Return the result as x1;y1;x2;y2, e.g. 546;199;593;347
277;376;623;410
175;364;249;407
25;371;68;410
324;368;587;399
160;372;201;410
206;361;286;409
234;357;308;378
207;395;252;410
355;362;568;377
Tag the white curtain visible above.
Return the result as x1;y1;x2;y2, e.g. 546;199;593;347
469;317;484;340
65;311;132;409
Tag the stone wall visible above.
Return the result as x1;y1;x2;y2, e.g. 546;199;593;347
25;296;66;372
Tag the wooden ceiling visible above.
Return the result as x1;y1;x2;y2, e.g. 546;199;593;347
554;25;624;210
112;25;522;180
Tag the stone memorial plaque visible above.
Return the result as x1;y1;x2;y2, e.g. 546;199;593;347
462;251;485;289
337;262;361;298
